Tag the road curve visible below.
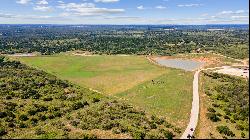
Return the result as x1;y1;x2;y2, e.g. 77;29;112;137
181;70;200;139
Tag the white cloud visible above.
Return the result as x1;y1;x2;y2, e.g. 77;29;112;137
137;5;145;10
94;0;119;3
219;11;233;15
33;5;52;12
59;12;70;17
1;12;248;24
0;13;16;18
177;4;203;7
103;16;141;20
231;15;249;19
235;10;245;14
0;12;56;20
201;13;208;17
155;5;166;9
218;10;248;15
16;0;31;4
57;1;64;3
57;2;124;16
37;0;48;5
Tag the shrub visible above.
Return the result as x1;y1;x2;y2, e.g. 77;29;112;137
30;117;39;126
0;56;5;63
216;113;222;117
206;113;221;122
162;129;174;139
19;114;29;121
71;119;80;127
0;112;7;118
28;109;37;115
112;127;121;134
48;114;55;119
8;122;15;128
207;107;216;113
173;127;182;134
43;96;53;101
35;128;46;135
39;115;47;121
235;124;244;131
36;105;48;112
233;114;240;121
216;126;235;137
32;94;41;99
54;112;62;117
4;102;17;111
150;123;157;129
5;111;15;119
92;98;100;103
145;130;164;139
224;115;230;120
163;121;172;128
82;133;97;139
230;119;236;123
212;103;220;108
241;132;245;138
6;95;12;100
0;127;7;136
205;92;212;96
72;101;89;110
19;122;27;128
131;130;146;139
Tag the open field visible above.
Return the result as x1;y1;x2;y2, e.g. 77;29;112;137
10;53;194;134
11;54;167;95
116;69;194;131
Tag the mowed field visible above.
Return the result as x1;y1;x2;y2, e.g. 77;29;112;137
12;53;194;130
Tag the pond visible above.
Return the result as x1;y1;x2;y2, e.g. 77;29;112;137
155;58;205;71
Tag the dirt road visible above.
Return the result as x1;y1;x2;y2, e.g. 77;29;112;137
181;70;200;139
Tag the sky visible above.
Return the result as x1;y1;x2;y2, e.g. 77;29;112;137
0;0;249;24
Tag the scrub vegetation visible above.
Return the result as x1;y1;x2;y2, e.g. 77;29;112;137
196;72;249;139
0;56;180;139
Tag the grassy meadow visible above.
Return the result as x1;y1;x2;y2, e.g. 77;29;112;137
11;53;194;133
12;54;167;95
117;69;193;130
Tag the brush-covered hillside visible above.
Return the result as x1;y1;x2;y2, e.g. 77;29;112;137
0;56;180;139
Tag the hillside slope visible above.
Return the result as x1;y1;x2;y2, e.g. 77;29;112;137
0;57;180;139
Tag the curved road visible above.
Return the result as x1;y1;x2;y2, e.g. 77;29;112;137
181;70;200;139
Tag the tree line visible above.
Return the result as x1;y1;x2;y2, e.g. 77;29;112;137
0;25;248;59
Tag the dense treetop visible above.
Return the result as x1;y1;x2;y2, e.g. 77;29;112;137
0;25;248;59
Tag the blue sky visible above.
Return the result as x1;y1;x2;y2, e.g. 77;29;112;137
0;0;249;24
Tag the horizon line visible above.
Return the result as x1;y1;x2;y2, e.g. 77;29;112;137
0;23;249;26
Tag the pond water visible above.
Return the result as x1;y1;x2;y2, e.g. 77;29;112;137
155;58;205;71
